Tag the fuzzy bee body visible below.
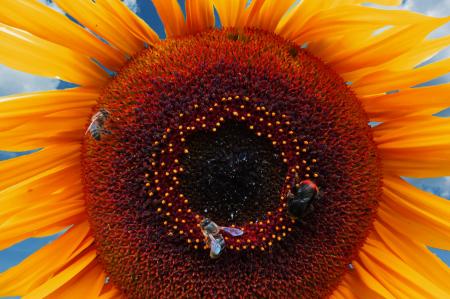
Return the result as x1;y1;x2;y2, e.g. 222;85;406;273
287;179;319;220
86;109;110;141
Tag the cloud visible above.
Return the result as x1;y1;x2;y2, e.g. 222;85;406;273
38;0;139;13
402;0;450;17
122;0;139;13
0;65;59;97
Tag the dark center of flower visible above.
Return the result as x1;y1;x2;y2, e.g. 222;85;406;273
81;29;381;299
179;121;286;224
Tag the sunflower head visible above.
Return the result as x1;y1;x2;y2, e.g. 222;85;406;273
0;1;449;298
80;28;382;297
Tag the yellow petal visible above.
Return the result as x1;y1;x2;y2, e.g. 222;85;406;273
152;0;187;38
276;0;332;40
245;0;297;32
0;165;81;222
99;285;123;299
0;197;85;250
23;249;98;299
343;34;450;82
335;269;393;299
366;0;402;4
0;88;96;151
331;282;356;299
277;4;425;42
0;222;92;296
380;176;450;249
353;58;450;96
0;88;98;131
186;0;215;34
343;260;395;299
98;0;160;45
374;220;450;290
0;0;125;71
328;17;449;74
360;239;448;298
212;0;247;28
46;263;106;299
0;145;80;190
361;83;450;122
53;0;144;56
0;115;90;151
0;23;108;86
374;116;450;177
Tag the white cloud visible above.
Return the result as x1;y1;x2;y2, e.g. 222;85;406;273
38;0;139;14
402;0;450;17
0;65;59;97
122;0;139;13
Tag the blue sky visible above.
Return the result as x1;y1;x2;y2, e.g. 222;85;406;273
0;0;449;296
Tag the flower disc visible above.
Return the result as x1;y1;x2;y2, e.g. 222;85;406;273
82;29;381;298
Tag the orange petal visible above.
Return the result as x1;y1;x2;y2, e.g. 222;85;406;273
360;239;448;298
0;197;86;250
0;89;96;151
0;165;81;222
0;23;108;86
353;57;450;96
99;285;123;299
0;116;90;151
328;17;449;74
245;0;297;32
186;0;215;34
22;249;98;299
276;0;332;40
360;83;450;121
277;4;426;43
53;0;145;56
374;220;450;290
343;34;450;82
0;145;80;190
212;0;247;28
0;222;92;296
45;262;106;299
374;116;450;177
344;260;395;298
152;0;187;38
333;273;389;299
331;281;356;299
0;88;98;131
379;175;450;249
0;0;125;71
98;0;160;45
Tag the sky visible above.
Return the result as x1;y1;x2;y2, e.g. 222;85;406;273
0;0;449;296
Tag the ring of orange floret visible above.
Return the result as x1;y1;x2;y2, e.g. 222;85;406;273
143;95;319;251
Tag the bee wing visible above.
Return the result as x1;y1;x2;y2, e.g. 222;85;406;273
85;122;94;135
221;227;244;237
85;112;101;135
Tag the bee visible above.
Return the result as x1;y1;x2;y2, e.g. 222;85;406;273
286;177;319;220
85;108;110;141
200;218;244;259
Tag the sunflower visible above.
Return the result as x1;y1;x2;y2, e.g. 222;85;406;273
1;0;450;298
